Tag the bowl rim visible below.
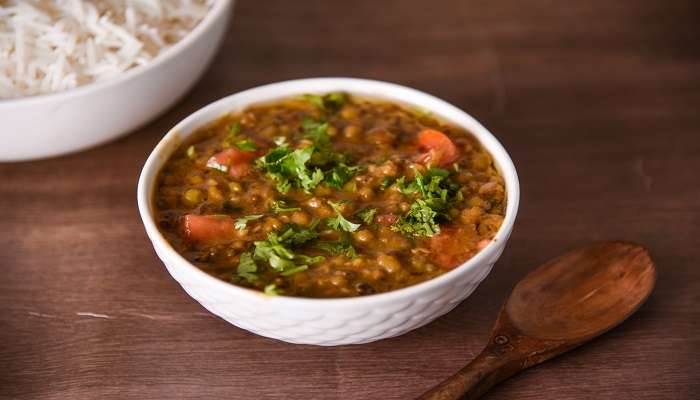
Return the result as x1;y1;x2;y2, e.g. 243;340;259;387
137;77;520;306
0;0;233;107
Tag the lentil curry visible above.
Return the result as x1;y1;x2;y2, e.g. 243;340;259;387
154;93;506;298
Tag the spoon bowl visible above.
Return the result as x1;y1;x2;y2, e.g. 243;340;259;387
419;241;656;400
507;241;656;340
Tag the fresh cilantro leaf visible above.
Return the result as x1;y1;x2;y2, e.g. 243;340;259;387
301;166;325;192
234;214;263;230
302;92;347;113
315;233;357;259
391;168;459;238
280;220;321;246
322;92;347;112
270;200;302;213
229;122;241;134
267;252;301;274
391;199;441;237
325;163;363;189
236;252;258;282
279;264;309;276
356;208;377;225
326;201;360;232
396;175;418;195
256;145;324;193
264;284;282;295
235;139;258;152
295;254;326;264
301;117;330;146
223;122;242;147
186;145;196;159
252;222;323;276
308;148;350;170
302;94;325;109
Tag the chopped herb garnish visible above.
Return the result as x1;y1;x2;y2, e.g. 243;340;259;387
252;221;323;276
257;117;363;195
301;117;330;147
270;200;302;213
285;220;321;246
223;122;242;147
186;145;196;159
235;214;264;230
392;199;441;237
229;122;241;134
264;284;282;296
235;139;258;152
302;92;347;113
315;233;357;259
356;208;377;225
236;252;258;282
392;168;460;238
325;163;363;189
255;145;324;193
326;201;360;232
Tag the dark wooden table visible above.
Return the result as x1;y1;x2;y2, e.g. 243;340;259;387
2;1;699;399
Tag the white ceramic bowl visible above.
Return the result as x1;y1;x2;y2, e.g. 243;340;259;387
137;78;520;346
0;0;234;162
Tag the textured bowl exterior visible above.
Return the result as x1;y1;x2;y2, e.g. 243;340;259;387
154;236;507;345
138;78;519;346
0;0;233;162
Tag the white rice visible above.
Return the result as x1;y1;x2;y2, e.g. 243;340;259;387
0;0;215;99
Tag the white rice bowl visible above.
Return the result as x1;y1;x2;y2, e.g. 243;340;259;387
0;0;233;161
1;0;215;99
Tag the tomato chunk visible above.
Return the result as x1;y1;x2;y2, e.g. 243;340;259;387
183;214;235;242
376;213;399;226
416;129;460;167
207;148;257;168
228;163;252;179
428;226;464;269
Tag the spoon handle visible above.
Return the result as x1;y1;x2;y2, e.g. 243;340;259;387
416;348;517;400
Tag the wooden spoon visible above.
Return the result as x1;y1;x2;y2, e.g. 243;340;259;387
418;241;656;400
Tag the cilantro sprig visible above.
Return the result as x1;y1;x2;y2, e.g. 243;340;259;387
326;201;360;232
236;252;258;282
234;139;258;152
301;117;330;146
234;214;263;230
392;199;441;237
315;232;357;259
356;208;377;225
270;200;301;213
264;284;282;296
301;92;347;113
252;221;324;276
222;122;242;147
325;164;363;189
255;145;324;193
255;116;363;194
392;168;460;238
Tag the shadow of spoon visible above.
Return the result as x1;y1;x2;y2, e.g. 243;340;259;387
417;241;657;400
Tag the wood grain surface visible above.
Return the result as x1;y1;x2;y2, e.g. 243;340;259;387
1;1;699;399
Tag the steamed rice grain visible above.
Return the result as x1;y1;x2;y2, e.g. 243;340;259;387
0;0;215;99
